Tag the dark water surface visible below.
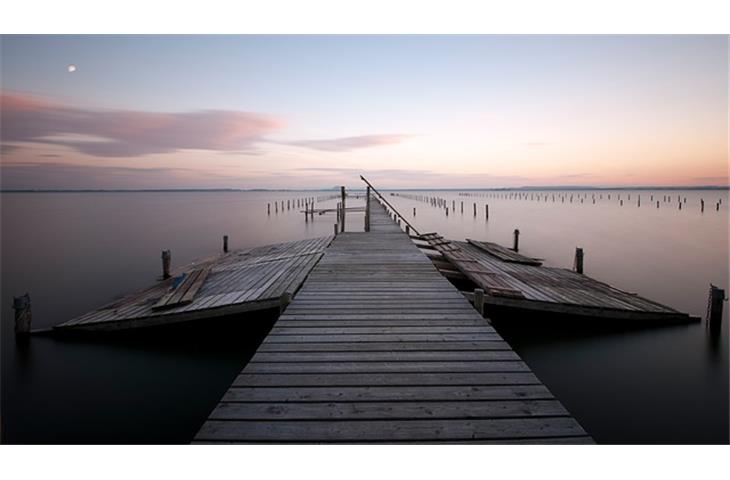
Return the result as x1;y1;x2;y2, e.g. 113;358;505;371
1;190;728;443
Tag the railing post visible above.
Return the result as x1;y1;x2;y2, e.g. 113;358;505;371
340;186;346;233
365;186;371;232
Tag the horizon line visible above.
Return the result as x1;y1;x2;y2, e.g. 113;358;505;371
2;185;729;193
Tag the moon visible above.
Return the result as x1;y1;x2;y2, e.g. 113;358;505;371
67;64;76;73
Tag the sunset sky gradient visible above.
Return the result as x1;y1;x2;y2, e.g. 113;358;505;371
1;35;727;189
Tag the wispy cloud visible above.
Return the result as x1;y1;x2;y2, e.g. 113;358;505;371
285;134;410;152
0;161;241;189
0;91;284;158
0;143;21;155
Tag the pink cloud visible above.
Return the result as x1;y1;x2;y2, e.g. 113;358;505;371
0;91;284;157
286;134;410;152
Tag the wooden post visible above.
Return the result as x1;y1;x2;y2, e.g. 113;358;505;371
461;201;463;213
473;203;477;216
365;186;371;232
485;204;489;220
161;250;171;279
701;199;705;212
474;288;485;316
707;285;725;339
267;203;270;214
223;235;229;253
279;291;292;315
413;207;416;216
13;293;32;335
340;186;346;233
406;225;410;235
513;229;520;252
574;247;584;274
334;223;338;236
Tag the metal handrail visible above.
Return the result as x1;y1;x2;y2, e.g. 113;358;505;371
359;175;421;236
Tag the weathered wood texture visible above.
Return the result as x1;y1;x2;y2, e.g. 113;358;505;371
194;200;591;443
419;233;693;323
54;236;333;331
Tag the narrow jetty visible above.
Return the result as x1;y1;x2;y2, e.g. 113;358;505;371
55;236;333;331
194;200;591;443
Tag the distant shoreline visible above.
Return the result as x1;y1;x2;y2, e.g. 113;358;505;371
1;186;728;193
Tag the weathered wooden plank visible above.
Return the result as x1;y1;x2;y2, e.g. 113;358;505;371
243;361;528;374
223;384;552;402
195;417;586;442
209;400;569;420
250;350;520;363
233;372;540;387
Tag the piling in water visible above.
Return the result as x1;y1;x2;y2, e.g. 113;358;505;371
574;247;584;274
161;250;171;279
13;293;32;335
707;285;725;340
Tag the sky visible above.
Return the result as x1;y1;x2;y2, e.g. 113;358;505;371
0;35;727;189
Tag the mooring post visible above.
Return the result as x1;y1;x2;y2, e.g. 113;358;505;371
513;229;520;252
365;186;371;232
413;207;416;216
161;250;171;279
473;203;477;217
267;203;270;215
279;291;292;315
707;285;725;339
223;235;229;253
701;199;705;212
13;293;32;335
474;288;485;316
340;186;346;233
485;204;489;220
574;247;584;274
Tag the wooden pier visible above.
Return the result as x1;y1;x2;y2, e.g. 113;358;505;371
55;236;333;331
415;233;695;323
194;200;591;443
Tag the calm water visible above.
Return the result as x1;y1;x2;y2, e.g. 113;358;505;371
1;189;728;443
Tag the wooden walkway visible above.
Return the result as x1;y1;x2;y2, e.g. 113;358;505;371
194;200;591;443
55;236;333;331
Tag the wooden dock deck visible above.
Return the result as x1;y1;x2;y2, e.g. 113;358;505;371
416;233;694;323
194;200;591;443
55;236;333;331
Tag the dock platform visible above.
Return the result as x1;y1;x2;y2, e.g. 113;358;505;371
194;200;591;443
55;236;333;331
417;233;694;323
